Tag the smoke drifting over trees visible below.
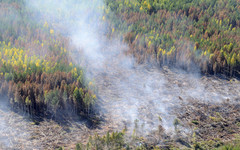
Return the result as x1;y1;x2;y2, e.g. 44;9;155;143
0;0;240;149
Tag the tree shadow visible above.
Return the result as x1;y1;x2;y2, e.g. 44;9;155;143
0;96;106;130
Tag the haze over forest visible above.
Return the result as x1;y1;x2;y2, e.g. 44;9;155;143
0;0;240;149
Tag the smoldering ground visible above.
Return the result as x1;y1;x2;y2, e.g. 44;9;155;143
0;0;240;149
24;0;240;131
25;0;176;132
1;64;239;149
26;0;240;135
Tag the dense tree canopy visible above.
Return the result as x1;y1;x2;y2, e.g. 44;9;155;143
0;1;96;118
104;0;240;76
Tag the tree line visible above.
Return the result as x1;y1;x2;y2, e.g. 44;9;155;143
104;0;240;76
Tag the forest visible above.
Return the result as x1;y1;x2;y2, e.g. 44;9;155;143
0;0;240;150
104;0;240;76
0;0;96;118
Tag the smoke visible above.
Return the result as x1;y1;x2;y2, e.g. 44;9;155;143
24;0;240;138
0;2;21;42
26;0;106;67
0;1;239;149
25;0;172;133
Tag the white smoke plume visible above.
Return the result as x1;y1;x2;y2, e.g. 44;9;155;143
25;0;240;136
1;0;240;149
25;0;174;133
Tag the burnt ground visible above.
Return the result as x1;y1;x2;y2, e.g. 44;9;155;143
0;42;240;149
169;100;239;149
177;100;240;140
